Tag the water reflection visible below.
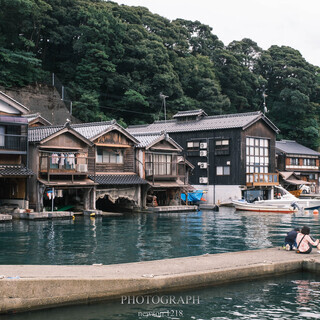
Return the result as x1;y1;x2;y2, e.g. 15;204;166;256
1;208;320;265
2;272;320;320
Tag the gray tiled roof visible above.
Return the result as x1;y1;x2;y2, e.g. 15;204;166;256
133;133;162;148
23;113;52;126
0;165;34;176
72;121;114;140
132;132;183;150
276;140;320;156
173;109;207;118
28;125;64;142
28;121;115;142
89;174;148;185
128;111;279;134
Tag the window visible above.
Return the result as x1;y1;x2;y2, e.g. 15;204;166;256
96;148;123;164
153;154;172;175
215;139;230;155
0;126;4;147
187;141;200;151
290;158;299;165
246;137;269;174
216;166;230;176
309;173;317;180
303;158;316;166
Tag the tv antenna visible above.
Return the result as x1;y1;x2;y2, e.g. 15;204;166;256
159;92;169;123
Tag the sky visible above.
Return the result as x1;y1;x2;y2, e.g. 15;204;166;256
114;0;320;67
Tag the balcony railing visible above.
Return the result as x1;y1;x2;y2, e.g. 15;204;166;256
39;153;95;179
145;161;177;178
0;134;28;153
246;173;279;187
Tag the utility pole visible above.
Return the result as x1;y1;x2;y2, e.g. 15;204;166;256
159;92;169;123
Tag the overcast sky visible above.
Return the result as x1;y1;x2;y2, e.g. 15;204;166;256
114;0;320;67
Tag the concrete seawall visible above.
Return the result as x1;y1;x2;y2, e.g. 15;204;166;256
1;248;320;314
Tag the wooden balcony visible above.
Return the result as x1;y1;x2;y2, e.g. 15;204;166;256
39;154;96;182
246;173;279;187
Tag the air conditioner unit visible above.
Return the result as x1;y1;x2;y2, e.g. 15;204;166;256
199;177;208;184
199;162;208;169
76;164;88;172
200;142;207;149
200;150;207;157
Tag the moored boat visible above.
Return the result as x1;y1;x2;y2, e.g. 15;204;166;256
232;199;298;213
255;186;320;210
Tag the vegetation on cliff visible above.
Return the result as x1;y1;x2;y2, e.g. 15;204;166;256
0;0;319;147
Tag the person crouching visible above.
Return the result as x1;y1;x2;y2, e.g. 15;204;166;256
285;227;300;250
296;226;320;254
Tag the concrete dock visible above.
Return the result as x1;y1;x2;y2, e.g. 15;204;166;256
1;247;320;314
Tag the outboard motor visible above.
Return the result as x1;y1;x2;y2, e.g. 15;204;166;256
291;202;300;210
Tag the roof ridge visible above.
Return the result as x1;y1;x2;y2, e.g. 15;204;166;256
29;124;63;130
205;111;261;120
71;120;115;128
133;132;161;136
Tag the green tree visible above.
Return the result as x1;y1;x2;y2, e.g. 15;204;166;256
258;46;320;148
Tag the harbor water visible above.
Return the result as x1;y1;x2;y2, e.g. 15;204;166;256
1;207;320;319
1;207;320;265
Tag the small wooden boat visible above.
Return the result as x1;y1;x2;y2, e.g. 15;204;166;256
232;200;298;213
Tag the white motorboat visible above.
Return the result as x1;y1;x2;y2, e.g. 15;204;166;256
232;199;298;213
254;185;320;210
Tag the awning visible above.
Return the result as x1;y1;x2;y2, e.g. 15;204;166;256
0;165;34;177
89;174;148;185
38;178;96;187
278;171;312;185
96;187;139;204
285;179;312;185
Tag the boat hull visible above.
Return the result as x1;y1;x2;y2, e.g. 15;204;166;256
232;200;297;213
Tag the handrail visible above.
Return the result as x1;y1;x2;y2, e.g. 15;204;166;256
246;173;279;186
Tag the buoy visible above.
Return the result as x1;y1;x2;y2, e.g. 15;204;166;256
313;209;319;215
72;215;75;220
90;212;95;217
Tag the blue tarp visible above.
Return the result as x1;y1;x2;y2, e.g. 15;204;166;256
181;190;204;203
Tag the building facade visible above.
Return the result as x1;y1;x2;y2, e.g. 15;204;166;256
276;140;320;193
0;91;33;211
28;120;148;212
133;132;193;206
128;110;280;204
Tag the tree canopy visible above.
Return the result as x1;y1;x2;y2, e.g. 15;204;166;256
1;0;319;148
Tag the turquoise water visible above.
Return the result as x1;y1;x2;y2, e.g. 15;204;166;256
3;272;320;319
2;207;320;319
1;207;320;265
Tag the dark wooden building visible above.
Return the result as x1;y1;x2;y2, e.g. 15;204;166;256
128;110;280;204
0;91;33;211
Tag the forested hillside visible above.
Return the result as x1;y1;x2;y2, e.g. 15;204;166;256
0;0;319;147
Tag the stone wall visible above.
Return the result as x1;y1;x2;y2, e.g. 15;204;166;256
0;84;80;125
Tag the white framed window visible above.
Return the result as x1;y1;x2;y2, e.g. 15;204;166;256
216;166;230;176
187;141;201;151
215;139;230;155
246;137;269;174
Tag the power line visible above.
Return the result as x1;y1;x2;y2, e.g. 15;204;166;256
99;105;153;115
